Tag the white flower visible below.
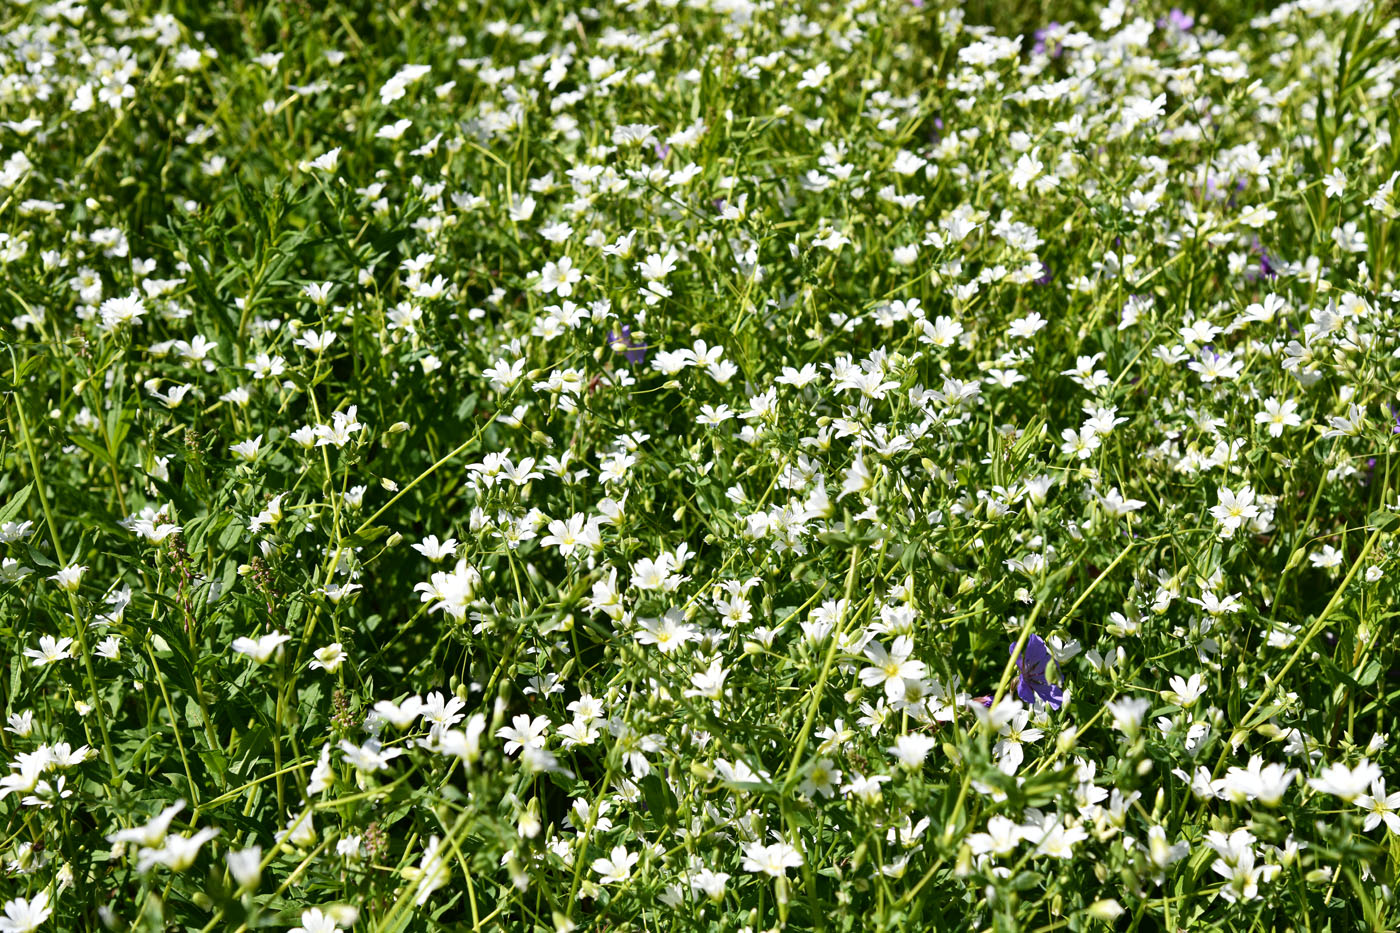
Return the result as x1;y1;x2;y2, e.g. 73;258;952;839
414;558;481;619
376;119;413;140
290;907;341;933
1221;756;1297;807
230;435;263;462
0;890;51;933
1033;818;1088;859
1309;759;1383;802
412;535;458;562
689;867;730;901
1106;696;1151;736
309;644;346;672
231;631;291;664
496;714;549;756
591;844;639;884
136;826;219;873
307;745;334;795
1209;485;1259;538
409;835;450;905
741;840;803;877
23;635;72;667
859;636;927;701
1356;778;1400;834
1165;673;1206;708
967;815;1024;858
98;292;146;329
299;147;341;173
538;256;582;296
633;609;697;653
887;733;937;769
321;579;363;603
108;800;187;848
48;564;86;592
339;738;403;772
1255;397;1301;437
379;64;432;105
227;846;262;890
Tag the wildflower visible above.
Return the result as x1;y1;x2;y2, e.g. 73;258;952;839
607;325;648;364
98;292;146;329
1165;673;1206;708
1106;696;1150;736
321;582;362;603
540;514;587;557
1033;818;1088;859
1209;485;1260;538
967;816;1025;858
798;757;843;798
860;636;927;701
1147;825;1189;870
538;256;582;296
136;827;219;873
407;835;450;905
1355;778;1400;834
1309;760;1383;802
497;714;549;756
1221;756;1297;807
24;636;72;667
689;867;730;901
298;147;341;173
592;845;639;884
314;406;364;448
1011;634;1063;710
230;436;263;462
309;644;346;672
108;800;186;848
227;846;262;891
48;564;86;592
0;890;51;933
412;535;458;562
379;64;432;105
993;707;1044;774
887;733;937;769
741;840;803;877
290;907;342;933
414;558;481;619
231;631;291;664
339;738;403;773
1255;397;1301;437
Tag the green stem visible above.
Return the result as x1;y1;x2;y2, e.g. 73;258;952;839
8;348;119;782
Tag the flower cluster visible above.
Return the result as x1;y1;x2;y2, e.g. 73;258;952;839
2;0;1400;929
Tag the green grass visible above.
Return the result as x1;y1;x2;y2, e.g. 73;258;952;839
1;0;1400;930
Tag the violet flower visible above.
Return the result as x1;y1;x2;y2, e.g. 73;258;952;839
1012;634;1064;710
607;326;648;365
1032;22;1063;58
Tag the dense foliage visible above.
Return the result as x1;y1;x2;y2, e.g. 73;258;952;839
2;0;1400;930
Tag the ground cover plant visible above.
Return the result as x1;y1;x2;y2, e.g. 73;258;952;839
2;0;1400;929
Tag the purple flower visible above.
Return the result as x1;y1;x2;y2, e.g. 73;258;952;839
1250;238;1280;280
1168;8;1194;31
1036;22;1064;58
1032;22;1064;58
607;326;648;365
1011;634;1063;710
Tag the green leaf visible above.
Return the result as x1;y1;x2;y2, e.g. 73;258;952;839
1368;509;1400;533
0;483;33;526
